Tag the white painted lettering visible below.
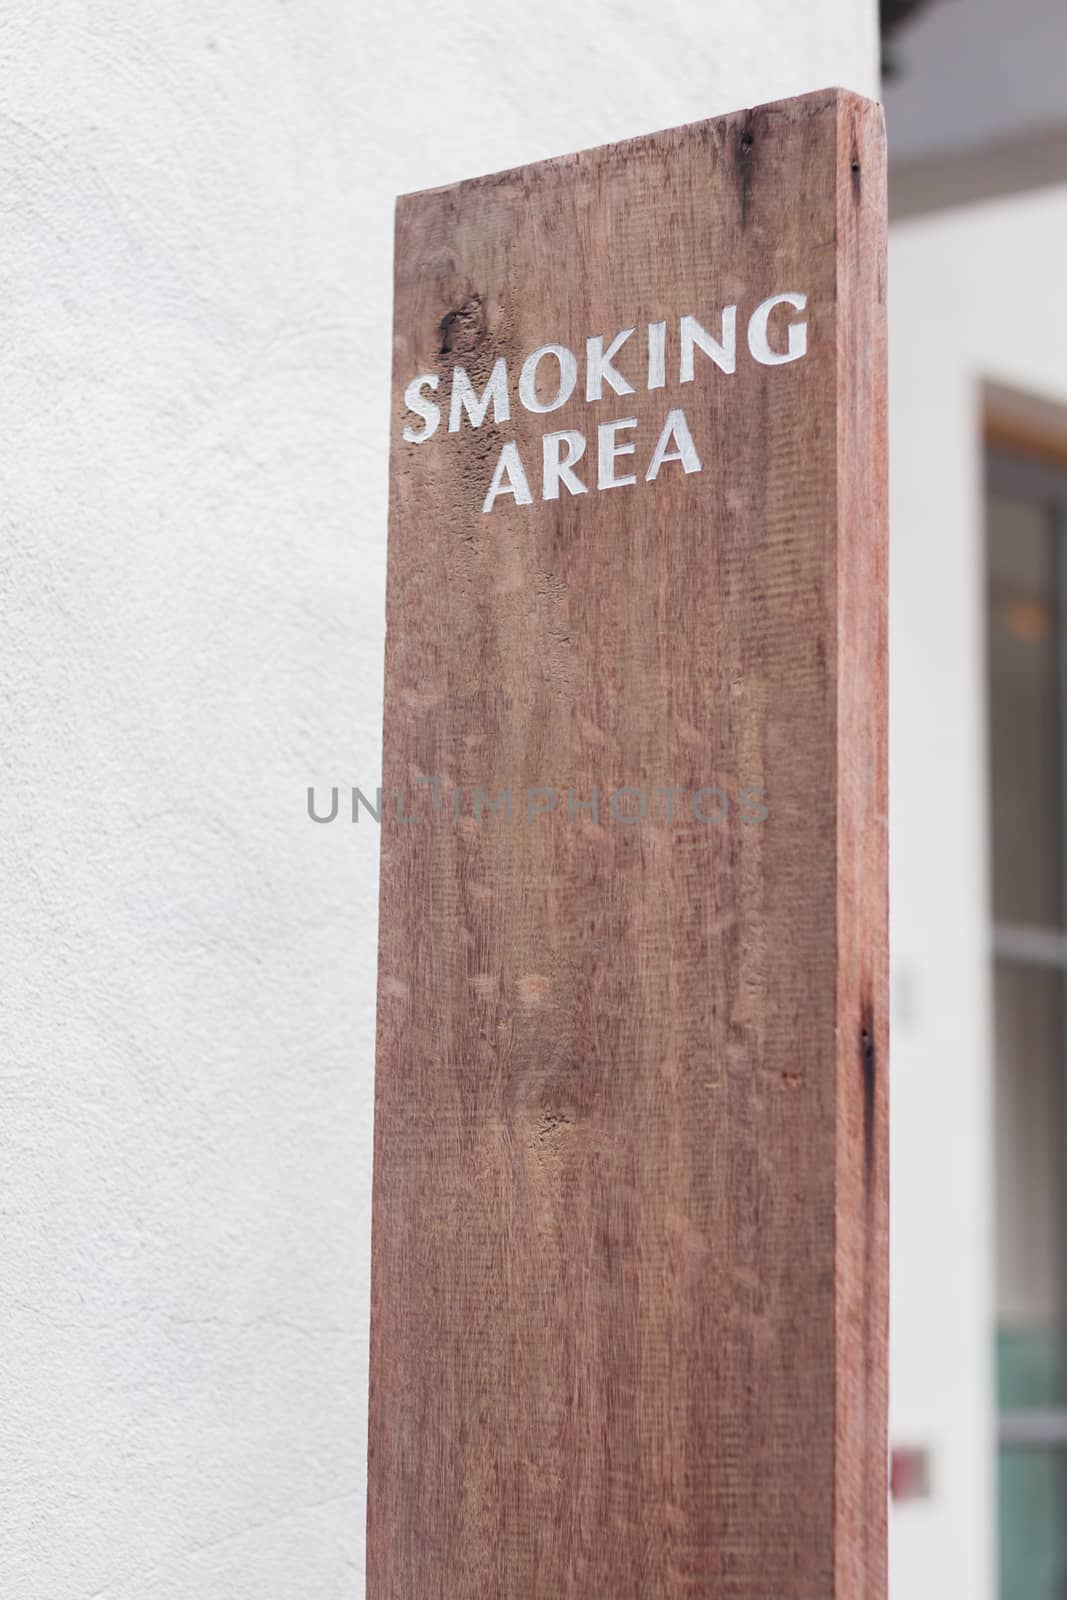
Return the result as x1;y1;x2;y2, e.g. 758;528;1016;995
404;292;814;507
748;292;808;365
449;357;510;432
646;408;702;481
647;320;666;390
403;373;440;443
680;308;736;381
597;417;637;490
519;344;578;413
585;327;636;401
482;441;533;513
543;430;588;500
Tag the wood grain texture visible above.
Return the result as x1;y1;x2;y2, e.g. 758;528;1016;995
369;90;888;1600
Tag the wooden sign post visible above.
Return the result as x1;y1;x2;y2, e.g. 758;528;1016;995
369;89;887;1600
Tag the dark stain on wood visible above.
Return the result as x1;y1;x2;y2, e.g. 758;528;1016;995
438;292;486;356
736;119;755;226
861;1002;877;1179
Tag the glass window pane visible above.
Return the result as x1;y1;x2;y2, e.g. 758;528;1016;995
999;1445;1067;1600
995;961;1066;1409
987;494;1061;927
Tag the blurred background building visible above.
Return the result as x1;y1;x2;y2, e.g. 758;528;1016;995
883;5;1067;1597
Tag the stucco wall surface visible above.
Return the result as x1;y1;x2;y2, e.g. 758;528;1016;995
0;5;876;1595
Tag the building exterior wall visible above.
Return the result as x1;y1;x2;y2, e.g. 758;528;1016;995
0;6;879;1596
887;183;1067;1600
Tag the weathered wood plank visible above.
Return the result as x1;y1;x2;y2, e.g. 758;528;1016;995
368;88;888;1600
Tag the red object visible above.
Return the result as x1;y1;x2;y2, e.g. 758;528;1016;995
890;1446;931;1502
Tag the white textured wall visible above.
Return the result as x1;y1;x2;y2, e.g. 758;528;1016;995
887;184;1067;1600
0;5;876;1596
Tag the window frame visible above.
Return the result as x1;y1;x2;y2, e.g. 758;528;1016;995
988;446;1067;1452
